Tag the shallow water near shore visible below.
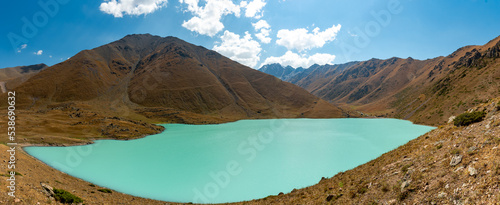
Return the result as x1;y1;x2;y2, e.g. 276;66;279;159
25;118;434;203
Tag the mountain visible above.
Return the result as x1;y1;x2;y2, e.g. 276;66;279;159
0;63;47;93
0;34;343;145
258;63;304;81
258;63;357;83
261;35;500;125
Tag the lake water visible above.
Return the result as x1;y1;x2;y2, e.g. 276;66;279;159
25;118;434;203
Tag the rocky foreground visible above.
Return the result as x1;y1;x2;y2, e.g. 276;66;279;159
1;99;499;204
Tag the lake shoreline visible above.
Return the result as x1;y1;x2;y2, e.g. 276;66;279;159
17;116;423;148
24;118;434;203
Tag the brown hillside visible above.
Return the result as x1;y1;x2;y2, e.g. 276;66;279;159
0;34;343;145
0;63;47;92
283;35;500;125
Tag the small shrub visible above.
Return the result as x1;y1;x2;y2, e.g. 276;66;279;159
381;184;389;192
53;189;83;204
436;144;443;149
326;193;342;202
451;149;461;155
98;188;112;193
398;190;409;201
453;111;486;126
348;190;356;198
401;164;412;173
7;171;22;176
357;186;368;194
338;182;344;188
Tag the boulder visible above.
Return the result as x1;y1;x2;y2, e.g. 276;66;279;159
400;180;411;192
40;183;55;197
450;155;462;166
468;166;478;176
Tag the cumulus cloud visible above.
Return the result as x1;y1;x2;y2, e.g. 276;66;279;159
242;0;266;19
180;0;242;37
17;44;27;53
34;50;43;55
100;0;168;17
252;20;271;43
213;30;262;67
276;24;341;51
261;51;336;68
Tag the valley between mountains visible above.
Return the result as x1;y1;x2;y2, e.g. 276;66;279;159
0;34;499;204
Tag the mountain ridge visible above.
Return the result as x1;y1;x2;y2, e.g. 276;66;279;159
0;34;344;145
260;35;500;125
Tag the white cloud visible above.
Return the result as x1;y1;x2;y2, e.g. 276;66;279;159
252;19;269;30
180;0;241;37
252;20;271;43
100;0;168;18
34;50;43;55
242;0;266;19
213;30;262;68
261;51;336;68
17;44;27;53
276;24;341;51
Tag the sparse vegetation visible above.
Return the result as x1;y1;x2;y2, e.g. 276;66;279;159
401;164;412;173
453;111;486;126
357;186;368;195
6;171;23;176
398;190;409;201
381;185;389;192
53;188;83;204
98;188;112;193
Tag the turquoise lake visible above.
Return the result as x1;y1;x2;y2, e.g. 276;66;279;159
25;118;434;203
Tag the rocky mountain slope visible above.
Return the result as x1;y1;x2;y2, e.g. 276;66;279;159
260;35;500;125
258;63;304;81
0;34;343;145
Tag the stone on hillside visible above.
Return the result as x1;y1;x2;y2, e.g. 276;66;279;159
401;180;410;191
438;192;447;198
450;155;463;166
40;182;55;197
468;166;478;176
448;116;456;124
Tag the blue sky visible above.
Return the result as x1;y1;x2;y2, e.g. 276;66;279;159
1;0;500;69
